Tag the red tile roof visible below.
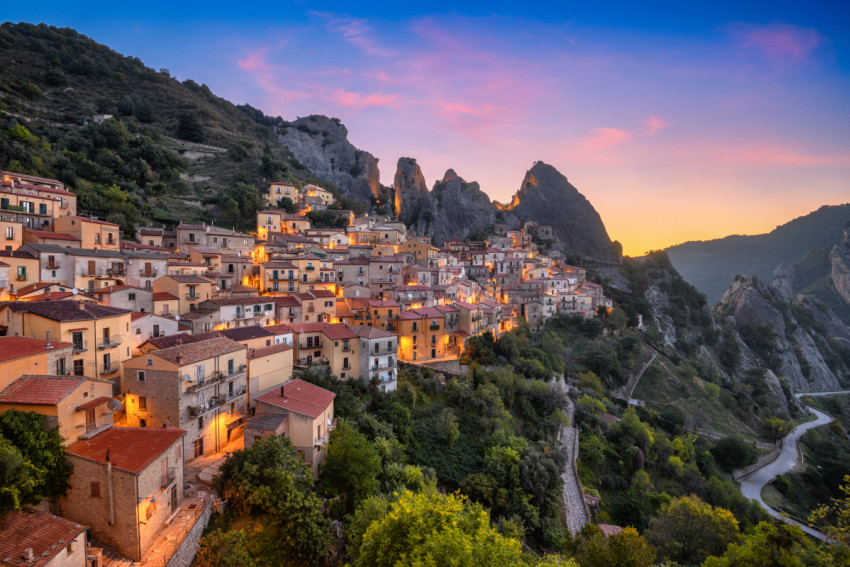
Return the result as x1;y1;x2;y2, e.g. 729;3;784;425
0;375;85;406
0;336;73;363
3;300;130;322
153;336;245;366
65;427;185;474
0;510;86;567
264;323;293;335
24;229;80;241
153;292;178;301
76;396;113;411
248;343;293;359
349;325;396;339
67;215;119;227
256;378;335;418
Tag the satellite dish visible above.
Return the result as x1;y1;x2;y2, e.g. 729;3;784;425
175;315;181;321
183;373;192;382
72;288;78;295
327;418;332;426
107;399;123;412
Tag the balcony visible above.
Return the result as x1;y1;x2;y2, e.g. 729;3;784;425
72;341;88;353
307;306;315;313
46;262;60;270
100;363;119;375
16;274;27;281
298;340;323;350
430;323;440;331
304;266;315;271
385;323;397;332
186;293;198;300
372;360;397;371
161;467;178;490
189;400;220;417
314;418;338;447
107;268;125;276
221;387;247;402
97;334;122;349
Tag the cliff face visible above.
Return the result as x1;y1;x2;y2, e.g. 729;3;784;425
830;229;850;307
505;162;616;261
393;160;498;245
277;115;381;202
718;275;847;392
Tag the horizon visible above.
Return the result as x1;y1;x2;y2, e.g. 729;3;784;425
4;1;850;255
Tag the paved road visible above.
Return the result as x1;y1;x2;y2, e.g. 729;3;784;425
553;378;590;534
738;390;850;541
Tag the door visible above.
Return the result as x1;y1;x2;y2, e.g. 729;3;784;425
170;485;178;514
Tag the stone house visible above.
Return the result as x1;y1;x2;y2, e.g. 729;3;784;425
397;307;448;362
0;509;89;567
151;274;215;315
121;336;248;459
253;379;335;476
350;325;397;392
130;313;183;355
60;427;185;561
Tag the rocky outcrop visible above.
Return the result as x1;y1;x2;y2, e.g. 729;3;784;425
771;263;796;300
393;157;429;219
277;115;381;201
830;228;850;307
505;162;616;262
394;160;498;245
719;275;843;392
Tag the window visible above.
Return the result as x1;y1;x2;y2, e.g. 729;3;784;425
73;360;84;376
72;331;84;351
103;353;111;371
16;266;26;281
139;396;147;410
94;234;101;245
146;358;153;366
56;357;66;375
128;293;136;300
4;226;12;240
189;233;195;243
90;481;101;498
39;202;47;215
146;501;156;520
228;359;234;374
153;324;160;337
137;370;146;382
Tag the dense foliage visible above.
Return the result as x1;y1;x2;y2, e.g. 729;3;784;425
0;410;71;515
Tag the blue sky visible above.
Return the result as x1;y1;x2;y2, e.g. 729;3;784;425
6;1;849;254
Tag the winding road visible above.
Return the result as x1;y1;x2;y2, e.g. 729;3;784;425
552;377;590;534
739;390;850;541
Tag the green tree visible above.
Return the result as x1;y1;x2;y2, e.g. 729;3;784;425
321;420;380;512
176;112;204;142
647;495;740;565
278;196;298;213
436;407;460;446
5;125;31;141
573;524;655;567
702;521;835;567
351;490;566;567
194;529;256;567
213;436;330;564
0;410;71;502
809;474;850;548
0;436;37;515
711;437;758;473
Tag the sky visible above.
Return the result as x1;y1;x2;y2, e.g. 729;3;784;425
6;1;850;255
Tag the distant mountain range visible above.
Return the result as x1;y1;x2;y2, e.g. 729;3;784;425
667;204;850;306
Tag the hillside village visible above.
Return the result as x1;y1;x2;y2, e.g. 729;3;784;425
0;169;613;565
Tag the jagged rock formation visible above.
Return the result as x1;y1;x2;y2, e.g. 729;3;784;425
504;162;617;261
718;275;846;392
771;263;796;300
277;115;381;202
830;228;850;307
393;160;497;245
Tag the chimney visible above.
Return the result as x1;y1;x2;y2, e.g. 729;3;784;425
78;301;86;310
280;386;285;398
23;548;34;562
176;353;183;364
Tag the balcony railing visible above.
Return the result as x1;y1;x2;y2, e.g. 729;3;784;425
16;274;27;281
298;340;323;350
72;341;88;353
46;262;60;270
307;306;315;313
97;334;122;349
100;363;119;375
372;360;397;370
189;400;219;417
430;323;440;331
186;293;198;300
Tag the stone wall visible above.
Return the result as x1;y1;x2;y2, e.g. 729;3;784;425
165;494;213;567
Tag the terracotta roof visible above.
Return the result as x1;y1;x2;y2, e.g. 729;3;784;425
310;290;335;298
153;292;178;301
76;396;113;411
256;378;335;418
143;331;219;350
3;300;130;322
15;282;54;296
274;296;301;307
36;292;76;301
321;323;357;340
0;250;35;259
264;323;293;335
203;297;269;307
367;299;399;308
0;510;86;567
153;336;245;366
219;326;273;342
65;427;185;474
164;274;212;283
248;342;293;359
0;336;72;363
0;375;85;406
23;229;80;241
66;215;119;227
349;325;396;340
245;413;288;431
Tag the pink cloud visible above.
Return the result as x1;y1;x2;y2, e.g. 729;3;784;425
716;145;850;167
645;115;670;135
580;128;631;153
312;12;392;57
328;89;399;109
731;23;821;63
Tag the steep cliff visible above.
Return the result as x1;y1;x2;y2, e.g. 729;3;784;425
505;162;616;261
717;275;848;392
277;115;381;202
393;159;498;245
830;228;850;307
